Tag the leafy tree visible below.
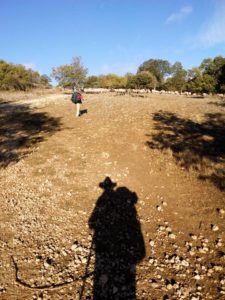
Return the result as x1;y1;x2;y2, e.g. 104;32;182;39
135;71;156;89
163;62;187;92
186;68;216;93
200;58;214;74
213;57;225;92
138;59;171;85
0;59;50;91
96;74;127;89
85;75;99;88
200;56;225;92
126;71;156;89
0;60;46;91
51;56;88;88
125;73;137;89
40;74;51;86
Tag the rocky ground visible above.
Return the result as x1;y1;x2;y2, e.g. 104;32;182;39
0;91;225;299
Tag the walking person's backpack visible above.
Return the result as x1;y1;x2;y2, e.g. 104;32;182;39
71;91;82;104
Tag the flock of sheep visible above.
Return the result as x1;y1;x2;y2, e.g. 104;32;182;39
83;88;225;98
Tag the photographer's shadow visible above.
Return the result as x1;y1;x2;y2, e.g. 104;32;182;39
89;177;145;299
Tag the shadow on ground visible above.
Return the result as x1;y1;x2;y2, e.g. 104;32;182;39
207;100;225;108
0;100;62;168
147;111;225;191
80;109;88;116
87;177;145;299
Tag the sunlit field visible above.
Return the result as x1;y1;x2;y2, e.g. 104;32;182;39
0;90;224;299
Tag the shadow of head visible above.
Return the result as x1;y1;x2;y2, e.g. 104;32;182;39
99;176;117;190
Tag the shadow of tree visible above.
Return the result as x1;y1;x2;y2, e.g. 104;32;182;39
88;177;145;299
0;100;62;168
147;111;225;191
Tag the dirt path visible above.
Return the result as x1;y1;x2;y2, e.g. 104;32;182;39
0;93;225;299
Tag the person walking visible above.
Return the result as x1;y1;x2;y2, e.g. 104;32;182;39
71;88;83;117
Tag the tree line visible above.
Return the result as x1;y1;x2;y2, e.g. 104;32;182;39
1;56;224;94
0;59;51;91
52;56;225;94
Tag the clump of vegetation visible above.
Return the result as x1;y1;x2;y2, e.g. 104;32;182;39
51;56;88;89
0;59;51;91
83;56;225;94
2;55;224;94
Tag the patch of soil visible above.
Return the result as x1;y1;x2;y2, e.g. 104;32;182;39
0;92;224;299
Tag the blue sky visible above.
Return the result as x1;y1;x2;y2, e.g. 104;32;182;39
0;0;225;79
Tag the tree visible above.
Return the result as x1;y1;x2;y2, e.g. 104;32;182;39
199;58;214;74
163;62;187;92
51;56;88;88
126;71;156;89
200;56;225;92
85;76;99;88
212;56;225;92
0;60;48;91
126;73;137;89
40;74;51;86
137;59;171;86
95;74;127;89
185;68;216;93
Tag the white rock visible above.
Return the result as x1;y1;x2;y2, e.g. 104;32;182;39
218;208;225;215
166;284;173;290
149;258;154;264
181;260;189;267
214;265;223;271
149;240;155;247
151;282;159;288
71;244;77;251
159;225;165;231
211;225;219;231
81;258;87;264
157;205;162;211
168;233;176;239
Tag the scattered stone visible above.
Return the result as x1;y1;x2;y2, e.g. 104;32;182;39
216;238;223;247
181;260;189;267
168;233;176;239
151;282;159;288
149;240;155;247
211;224;219;231
190;234;197;240
158;225;166;231
214;265;223;271
166;283;173;290
166;226;172;232
217;208;225;215
149;258;154;264
194;275;201;280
